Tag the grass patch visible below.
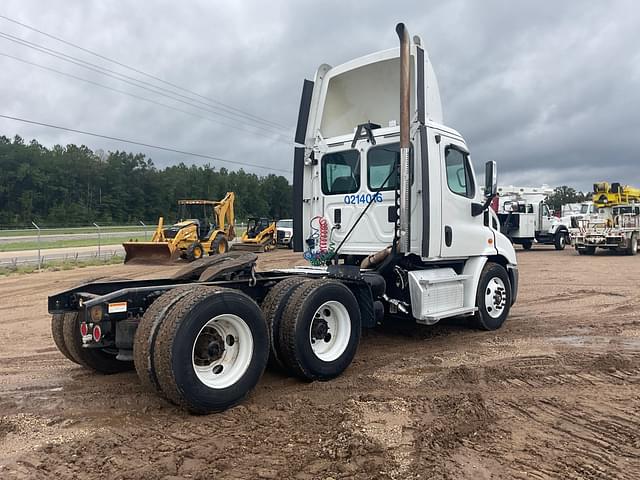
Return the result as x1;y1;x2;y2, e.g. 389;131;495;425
0;236;146;252
0;254;124;276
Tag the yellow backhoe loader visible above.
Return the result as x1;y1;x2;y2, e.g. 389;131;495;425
231;217;277;252
123;192;235;264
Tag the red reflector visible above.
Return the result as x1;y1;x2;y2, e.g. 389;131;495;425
92;325;102;342
80;322;88;336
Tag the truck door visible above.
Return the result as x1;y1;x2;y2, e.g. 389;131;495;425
439;138;490;258
538;202;553;233
364;141;401;244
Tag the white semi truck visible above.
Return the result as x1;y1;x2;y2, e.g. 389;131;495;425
47;23;518;413
495;186;571;250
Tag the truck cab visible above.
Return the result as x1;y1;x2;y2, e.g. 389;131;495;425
293;25;518;325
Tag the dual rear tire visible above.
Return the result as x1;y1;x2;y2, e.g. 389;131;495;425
134;287;269;413
264;279;361;381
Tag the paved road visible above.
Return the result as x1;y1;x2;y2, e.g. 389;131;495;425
0;244;125;266
0;231;146;244
0;238;246;266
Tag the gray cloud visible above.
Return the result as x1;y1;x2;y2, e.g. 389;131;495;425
0;0;638;191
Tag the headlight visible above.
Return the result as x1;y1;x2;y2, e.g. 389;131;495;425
90;305;103;322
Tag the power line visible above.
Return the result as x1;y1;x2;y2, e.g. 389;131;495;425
0;113;292;174
0;30;288;136
0;13;289;130
0;52;292;145
0;31;291;143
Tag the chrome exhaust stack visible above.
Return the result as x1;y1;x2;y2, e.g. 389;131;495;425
396;23;411;254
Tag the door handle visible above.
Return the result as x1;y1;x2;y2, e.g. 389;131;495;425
444;226;452;247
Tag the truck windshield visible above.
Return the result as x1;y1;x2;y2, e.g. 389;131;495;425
278;220;293;228
580;204;590;214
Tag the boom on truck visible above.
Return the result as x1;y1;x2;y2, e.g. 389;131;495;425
494;186;570;250
47;23;518;414
572;182;640;255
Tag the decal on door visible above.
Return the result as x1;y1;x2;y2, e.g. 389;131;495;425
344;193;383;205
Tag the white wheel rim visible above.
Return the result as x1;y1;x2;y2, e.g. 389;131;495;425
309;301;351;362
484;277;507;319
191;314;253;389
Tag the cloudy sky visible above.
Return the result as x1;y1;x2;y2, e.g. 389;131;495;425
0;1;638;191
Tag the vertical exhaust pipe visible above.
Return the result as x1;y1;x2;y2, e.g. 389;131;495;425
396;23;411;253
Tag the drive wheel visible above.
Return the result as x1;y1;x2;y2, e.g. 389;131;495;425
554;231;567;250
153;287;269;413
186;242;204;261
133;286;197;393
626;233;638;256
522;240;533;250
260;277;309;369
51;313;79;364
62;312;134;373
279;279;361;381
210;233;229;255
577;246;596;255
473;262;512;331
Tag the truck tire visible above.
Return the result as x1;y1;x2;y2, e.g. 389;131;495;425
473;262;512;331
51;313;79;364
577;246;596;255
62;312;134;374
626;233;638;256
279;279;361;381
260;277;310;369
133;286;197;393
210;234;229;255
185;242;204;262
554;231;567;250
522;240;533;250
152;287;269;413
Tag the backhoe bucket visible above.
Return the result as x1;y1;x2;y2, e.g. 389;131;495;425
123;241;179;264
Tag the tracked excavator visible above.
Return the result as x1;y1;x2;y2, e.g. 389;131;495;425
231;217;277;252
123;192;235;263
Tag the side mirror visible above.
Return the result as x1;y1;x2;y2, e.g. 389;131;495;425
484;160;497;198
472;161;498;217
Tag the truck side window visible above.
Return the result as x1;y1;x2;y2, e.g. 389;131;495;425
445;146;474;198
321;150;360;195
367;143;414;191
368;144;400;191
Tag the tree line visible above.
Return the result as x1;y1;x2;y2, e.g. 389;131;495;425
0;135;292;227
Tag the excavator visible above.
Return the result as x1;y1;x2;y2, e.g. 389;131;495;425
123;192;235;264
231;217;277;252
593;182;640;207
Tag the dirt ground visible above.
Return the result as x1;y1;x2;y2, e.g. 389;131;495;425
0;247;639;479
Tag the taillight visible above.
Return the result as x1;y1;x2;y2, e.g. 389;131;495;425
80;322;88;337
92;325;102;342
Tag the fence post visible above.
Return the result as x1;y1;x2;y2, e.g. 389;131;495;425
31;221;41;271
93;222;101;259
140;220;147;240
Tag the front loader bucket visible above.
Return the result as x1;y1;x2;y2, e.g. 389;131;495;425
123;242;179;264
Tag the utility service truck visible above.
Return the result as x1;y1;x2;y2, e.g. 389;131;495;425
572;182;640;255
494;186;570;250
48;23;518;414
